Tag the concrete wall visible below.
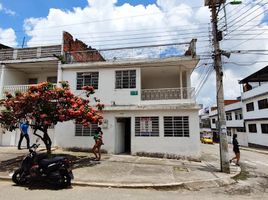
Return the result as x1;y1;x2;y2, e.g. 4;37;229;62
242;93;268;120
62;68;141;106
0;127;55;147
54;109;200;157
246;120;268;147
4;69;27;85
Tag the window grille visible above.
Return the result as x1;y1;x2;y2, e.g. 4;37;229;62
246;102;254;112
135;117;159;136
115;70;136;89
75;123;98;136
261;124;268;134
76;72;99;90
164;116;189;137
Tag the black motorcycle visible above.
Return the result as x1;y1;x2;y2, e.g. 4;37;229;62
12;141;73;188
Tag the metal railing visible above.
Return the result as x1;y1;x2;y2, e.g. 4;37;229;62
0;45;61;61
141;87;195;101
3;84;57;96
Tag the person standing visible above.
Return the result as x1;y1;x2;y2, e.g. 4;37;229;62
92;127;104;161
230;133;240;166
18;121;30;150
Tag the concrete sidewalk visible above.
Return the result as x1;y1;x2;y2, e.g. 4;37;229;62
0;147;241;190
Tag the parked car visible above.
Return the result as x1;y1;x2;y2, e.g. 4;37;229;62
201;136;213;144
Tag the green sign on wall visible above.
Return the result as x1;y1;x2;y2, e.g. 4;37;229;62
130;91;138;96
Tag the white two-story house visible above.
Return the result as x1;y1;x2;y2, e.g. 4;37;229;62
239;65;268;148
0;32;200;157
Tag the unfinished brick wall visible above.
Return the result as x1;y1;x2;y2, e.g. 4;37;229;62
63;31;105;63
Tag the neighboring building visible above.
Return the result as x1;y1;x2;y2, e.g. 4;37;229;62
239;65;268;148
200;65;268;148
0;32;201;157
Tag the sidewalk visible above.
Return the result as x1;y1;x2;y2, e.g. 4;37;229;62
0;147;241;190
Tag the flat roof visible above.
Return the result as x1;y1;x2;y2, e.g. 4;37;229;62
239;65;268;84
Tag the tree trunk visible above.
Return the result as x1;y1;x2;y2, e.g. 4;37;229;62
32;127;52;154
43;128;52;154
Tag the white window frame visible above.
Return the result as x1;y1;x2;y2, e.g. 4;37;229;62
75;123;98;136
76;72;99;90
164;116;189;137
115;70;136;89
135;117;159;137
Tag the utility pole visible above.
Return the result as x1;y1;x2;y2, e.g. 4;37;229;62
205;0;230;173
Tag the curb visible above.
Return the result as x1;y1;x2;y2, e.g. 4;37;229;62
0;166;241;190
240;147;268;155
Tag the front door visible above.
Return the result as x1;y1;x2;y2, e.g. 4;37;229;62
115;118;131;154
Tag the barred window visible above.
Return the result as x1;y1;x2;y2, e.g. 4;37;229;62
115;70;136;89
164;116;189;137
76;72;99;90
75;123;98;136
135;117;159;136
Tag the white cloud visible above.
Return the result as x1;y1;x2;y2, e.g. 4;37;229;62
0;3;15;16
0;28;17;47
21;0;268;107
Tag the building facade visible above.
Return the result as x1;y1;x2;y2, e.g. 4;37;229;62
0;33;201;157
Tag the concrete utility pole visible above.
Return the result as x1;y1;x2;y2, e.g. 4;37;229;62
205;0;230;173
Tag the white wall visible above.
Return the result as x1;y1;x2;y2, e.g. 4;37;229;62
54;109;200;157
29;72;57;83
246;120;268;147
0;127;55;147
4;69;27;85
62;68;141;106
243;93;268;120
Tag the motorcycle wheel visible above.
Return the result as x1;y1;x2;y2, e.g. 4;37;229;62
12;168;27;185
59;173;71;188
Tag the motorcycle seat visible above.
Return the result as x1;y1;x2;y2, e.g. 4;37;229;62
39;156;65;168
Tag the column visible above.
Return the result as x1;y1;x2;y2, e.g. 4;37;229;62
0;64;6;98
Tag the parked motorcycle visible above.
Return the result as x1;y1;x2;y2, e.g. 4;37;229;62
12;140;73;188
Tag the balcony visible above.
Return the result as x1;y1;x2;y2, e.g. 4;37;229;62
0;45;61;61
3;84;56;97
141;87;195;101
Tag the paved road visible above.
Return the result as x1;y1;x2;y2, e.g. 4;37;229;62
0;144;267;199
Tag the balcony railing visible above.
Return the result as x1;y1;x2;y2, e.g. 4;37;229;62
141;87;195;101
3;84;56;96
0;45;61;61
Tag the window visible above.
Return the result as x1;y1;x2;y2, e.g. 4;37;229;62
248;124;257;133
235;111;243;120
47;76;57;83
226;112;232;121
164;116;189;137
75;123;98;136
236;127;246;132
28;78;38;84
115;70;136;89
135;117;159;136
246;102;254;112
258;99;268;110
261;124;268;134
76;72;99;90
212;118;216;124
227;128;231;136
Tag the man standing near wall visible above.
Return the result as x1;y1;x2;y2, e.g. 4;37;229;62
18;121;30;150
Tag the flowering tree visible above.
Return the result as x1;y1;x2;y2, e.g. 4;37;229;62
0;81;104;153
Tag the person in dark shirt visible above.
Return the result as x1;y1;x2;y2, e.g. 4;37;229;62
230;133;240;166
18;121;30;150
